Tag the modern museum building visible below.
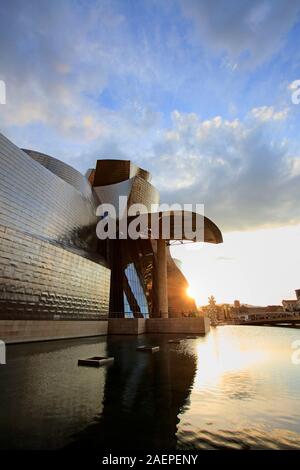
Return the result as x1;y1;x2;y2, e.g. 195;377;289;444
0;132;222;342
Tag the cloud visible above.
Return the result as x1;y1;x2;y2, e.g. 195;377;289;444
181;0;300;67
0;0;102;139
0;0;300;235
141;109;300;232
0;0;166;142
250;106;289;121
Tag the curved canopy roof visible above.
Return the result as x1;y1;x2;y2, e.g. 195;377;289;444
124;210;222;244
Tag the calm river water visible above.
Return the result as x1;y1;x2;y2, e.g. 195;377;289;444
0;325;300;450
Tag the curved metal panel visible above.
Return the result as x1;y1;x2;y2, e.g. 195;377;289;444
94;178;134;218
0;133;110;321
94;175;159;217
23;149;96;204
0;134;98;253
128;176;160;211
92;159;152;186
126;211;223;243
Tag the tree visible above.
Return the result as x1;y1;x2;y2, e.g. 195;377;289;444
207;295;218;325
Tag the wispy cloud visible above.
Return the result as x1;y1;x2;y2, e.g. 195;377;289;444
180;0;300;68
0;0;300;233
145;109;300;231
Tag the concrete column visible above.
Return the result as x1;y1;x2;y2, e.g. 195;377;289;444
157;238;168;318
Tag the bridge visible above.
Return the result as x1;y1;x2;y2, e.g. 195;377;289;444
235;312;300;326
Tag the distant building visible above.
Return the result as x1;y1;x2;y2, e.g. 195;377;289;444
231;300;284;323
282;290;300;312
231;291;300;324
282;300;298;312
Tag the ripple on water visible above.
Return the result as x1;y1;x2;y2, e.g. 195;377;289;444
177;425;300;450
1;327;300;450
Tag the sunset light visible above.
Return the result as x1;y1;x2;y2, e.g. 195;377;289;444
1;0;300;458
186;286;195;299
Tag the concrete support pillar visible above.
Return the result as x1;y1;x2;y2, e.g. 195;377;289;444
157;239;168;318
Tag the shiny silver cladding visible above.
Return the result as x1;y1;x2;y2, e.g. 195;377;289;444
0;133;110;320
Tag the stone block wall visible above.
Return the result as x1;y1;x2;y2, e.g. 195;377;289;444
146;317;210;334
108;318;147;335
0;319;108;343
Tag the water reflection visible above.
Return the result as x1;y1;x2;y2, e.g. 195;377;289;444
177;326;300;449
1;326;300;449
0;338;108;449
67;335;197;450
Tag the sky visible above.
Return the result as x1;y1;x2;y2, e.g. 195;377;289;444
0;0;300;306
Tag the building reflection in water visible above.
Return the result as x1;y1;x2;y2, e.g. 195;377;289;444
67;335;197;450
0;335;197;450
2;326;300;450
0;338;108;449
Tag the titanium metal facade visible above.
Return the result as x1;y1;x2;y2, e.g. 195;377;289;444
0;132;222;330
0;133;110;321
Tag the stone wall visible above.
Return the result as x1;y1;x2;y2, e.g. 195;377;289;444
0;317;210;343
108;317;210;335
146;317;210;334
108;318;147;335
0;320;108;343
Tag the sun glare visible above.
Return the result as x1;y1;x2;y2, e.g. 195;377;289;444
186;286;203;307
187;286;195;299
193;330;269;390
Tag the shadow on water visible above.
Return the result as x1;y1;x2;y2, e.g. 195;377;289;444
0;334;196;450
2;326;300;450
0;336;109;449
65;334;197;450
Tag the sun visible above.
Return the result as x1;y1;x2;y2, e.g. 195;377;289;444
186;285;202;307
186;286;195;299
